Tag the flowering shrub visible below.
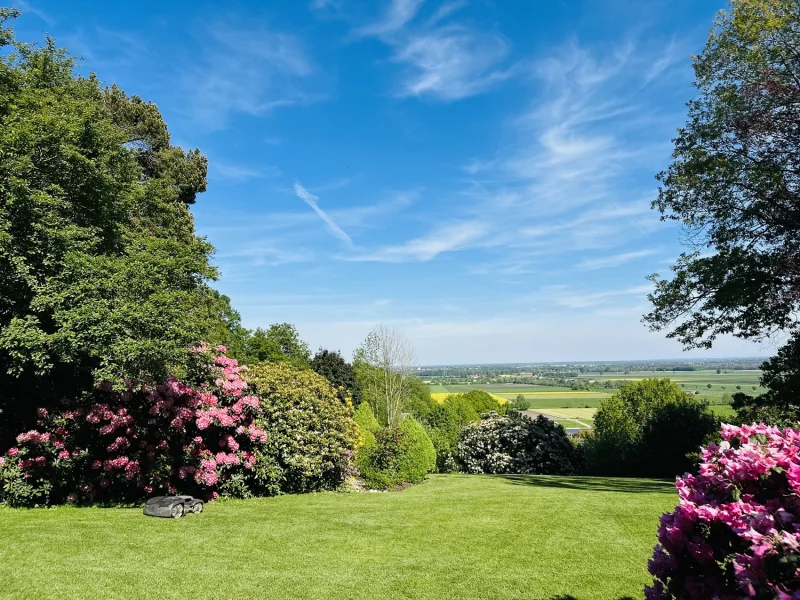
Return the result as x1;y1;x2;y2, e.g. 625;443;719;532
246;362;359;495
457;412;582;475
0;346;267;506
646;423;800;600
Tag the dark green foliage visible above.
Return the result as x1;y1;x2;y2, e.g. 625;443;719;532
0;13;235;447
401;376;437;422
644;0;800;426
732;333;800;426
247;362;359;494
311;348;361;404
457;412;582;475
645;0;800;351
584;379;718;477
243;323;311;368
423;391;507;471
357;416;436;490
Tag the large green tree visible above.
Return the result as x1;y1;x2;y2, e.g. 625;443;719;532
311;348;361;404
0;10;235;445
585;379;718;477
243;323;311;368
645;0;800;421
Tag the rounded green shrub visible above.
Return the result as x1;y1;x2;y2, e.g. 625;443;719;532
358;415;436;490
247;362;359;494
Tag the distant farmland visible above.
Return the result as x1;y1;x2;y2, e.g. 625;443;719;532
427;370;759;428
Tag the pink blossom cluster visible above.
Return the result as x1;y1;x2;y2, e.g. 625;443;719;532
646;423;800;600
1;345;268;504
16;430;50;445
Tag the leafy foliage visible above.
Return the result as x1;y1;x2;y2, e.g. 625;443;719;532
246;362;358;495
733;335;800;426
311;348;361;404
457;412;582;475
585;379;719;477
0;347;266;507
357;416;436;490
243;323;311;369
646;423;800;600
0;12;235;447
645;0;800;350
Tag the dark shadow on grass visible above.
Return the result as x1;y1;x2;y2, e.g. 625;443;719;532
546;596;635;600
497;474;675;494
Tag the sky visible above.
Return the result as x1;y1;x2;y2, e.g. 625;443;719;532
9;0;783;364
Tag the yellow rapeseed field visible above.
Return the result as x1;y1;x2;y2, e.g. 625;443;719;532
430;392;508;404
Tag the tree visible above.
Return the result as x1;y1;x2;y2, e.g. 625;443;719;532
311;348;361;404
244;323;310;368
354;324;416;427
585;379;718;477
643;0;800;421
0;11;234;447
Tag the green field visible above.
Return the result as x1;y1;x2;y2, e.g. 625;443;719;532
427;370;759;426
578;370;764;395
428;383;574;394
0;474;675;600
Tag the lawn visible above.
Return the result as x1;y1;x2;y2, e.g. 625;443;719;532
0;474;676;600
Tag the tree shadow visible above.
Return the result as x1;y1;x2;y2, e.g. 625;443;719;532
546;596;635;600
497;474;675;494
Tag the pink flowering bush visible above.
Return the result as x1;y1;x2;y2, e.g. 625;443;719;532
0;346;269;507
646;423;800;600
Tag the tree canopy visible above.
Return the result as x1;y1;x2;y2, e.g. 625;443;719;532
644;0;800;423
311;348;361;404
645;0;800;350
243;323;311;368
0;10;236;445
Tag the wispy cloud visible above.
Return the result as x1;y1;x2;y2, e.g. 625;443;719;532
13;0;54;25
356;0;424;36
576;248;660;270
210;162;281;181
182;24;322;129
549;285;654;309
348;220;485;262
294;182;354;247
355;0;516;100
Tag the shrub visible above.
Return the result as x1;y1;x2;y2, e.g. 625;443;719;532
457;412;582;475
424;390;507;471
246;362;359;495
358;416;436;490
584;379;718;477
0;347;267;507
646;423;800;600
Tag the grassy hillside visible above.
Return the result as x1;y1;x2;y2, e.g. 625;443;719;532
0;474;676;600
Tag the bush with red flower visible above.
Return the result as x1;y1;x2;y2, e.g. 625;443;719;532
0;346;269;507
646;423;800;600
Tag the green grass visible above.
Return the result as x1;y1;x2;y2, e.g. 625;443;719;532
553;419;590;429
0;474;676;600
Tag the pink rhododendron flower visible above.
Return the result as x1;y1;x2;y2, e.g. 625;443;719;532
7;447;19;457
58;450;70;460
647;423;800;599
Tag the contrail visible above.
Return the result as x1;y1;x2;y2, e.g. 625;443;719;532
293;182;353;247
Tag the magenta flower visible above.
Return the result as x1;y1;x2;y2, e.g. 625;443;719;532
647;423;800;599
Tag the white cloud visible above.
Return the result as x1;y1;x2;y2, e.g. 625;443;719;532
356;0;425;36
348;220;486;262
576;248;660;270
394;26;515;100
294;182;354;247
354;0;515;100
210;162;281;181
182;24;321;128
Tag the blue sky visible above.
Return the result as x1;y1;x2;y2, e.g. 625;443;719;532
12;0;779;363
